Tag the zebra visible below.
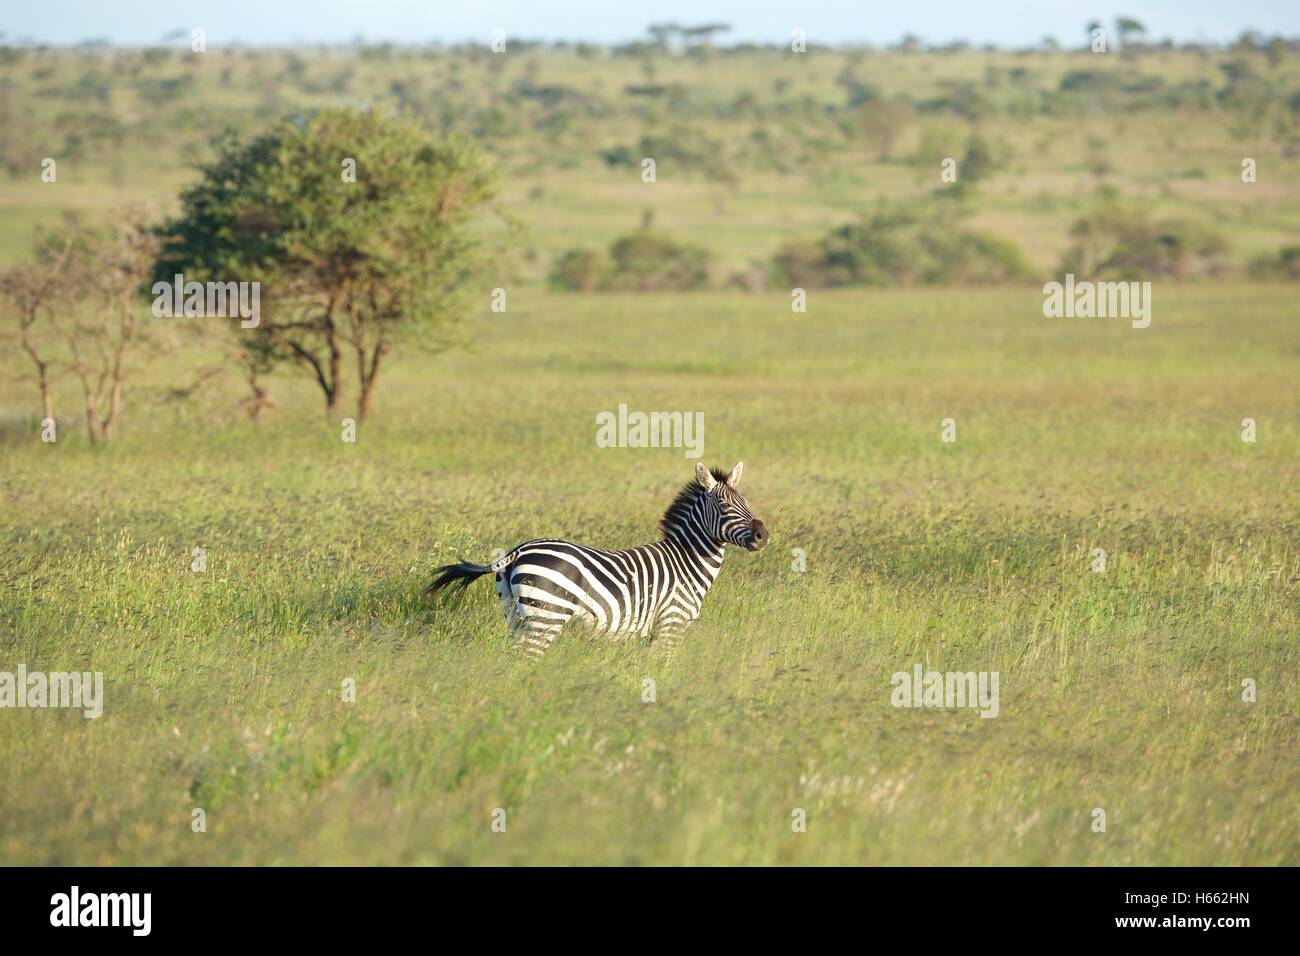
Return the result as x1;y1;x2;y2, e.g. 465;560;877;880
426;461;768;657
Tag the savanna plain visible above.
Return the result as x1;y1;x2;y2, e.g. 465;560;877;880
1;36;1298;864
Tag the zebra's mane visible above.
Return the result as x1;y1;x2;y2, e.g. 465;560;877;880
658;467;729;538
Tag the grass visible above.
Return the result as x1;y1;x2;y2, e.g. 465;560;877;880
2;286;1297;864
2;38;1297;865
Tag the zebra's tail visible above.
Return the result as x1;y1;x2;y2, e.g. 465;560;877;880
425;562;492;597
425;548;519;598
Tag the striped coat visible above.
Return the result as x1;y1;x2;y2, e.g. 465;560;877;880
427;462;768;657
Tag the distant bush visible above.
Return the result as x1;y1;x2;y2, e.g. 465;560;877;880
1059;202;1231;281
961;133;996;182
728;266;768;293
550;232;712;292
548;248;610;292
599;129;713;170
606;232;712;290
849;97;915;160
909;126;950;167
1248;246;1300;280
1059;71;1125;94
771;240;840;289
917;81;995;120
771;203;1034;288
1161;80;1215;111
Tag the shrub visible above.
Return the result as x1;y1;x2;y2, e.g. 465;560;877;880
599;128;714;170
605;232;712;291
548;248;610;292
771;239;847;289
1249;245;1300;280
961;133;996;183
550;232;712;292
771;203;1034;288
1059;202;1231;280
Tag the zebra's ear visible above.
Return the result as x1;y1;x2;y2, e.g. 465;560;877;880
695;462;717;491
726;461;743;487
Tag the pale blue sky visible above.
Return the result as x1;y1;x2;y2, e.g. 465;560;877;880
4;1;1298;48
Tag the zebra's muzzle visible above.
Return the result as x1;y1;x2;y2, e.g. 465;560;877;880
746;519;769;551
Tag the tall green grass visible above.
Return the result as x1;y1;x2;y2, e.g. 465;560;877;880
2;286;1296;864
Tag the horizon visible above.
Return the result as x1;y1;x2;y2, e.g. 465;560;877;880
4;1;1300;49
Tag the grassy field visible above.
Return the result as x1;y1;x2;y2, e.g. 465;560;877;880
2;34;1298;865
2;285;1297;865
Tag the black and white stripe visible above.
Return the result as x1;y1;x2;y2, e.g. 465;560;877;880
427;461;768;657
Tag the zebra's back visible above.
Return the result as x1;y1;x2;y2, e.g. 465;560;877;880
498;537;695;652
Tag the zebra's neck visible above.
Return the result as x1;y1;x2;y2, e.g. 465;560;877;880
655;486;727;596
659;504;725;581
660;527;725;561
655;534;725;602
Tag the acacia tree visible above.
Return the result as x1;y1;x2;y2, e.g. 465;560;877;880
646;23;682;51
680;23;731;51
1115;17;1147;50
1;237;72;426
57;214;168;443
3;215;164;443
857;98;915;161
157;108;499;422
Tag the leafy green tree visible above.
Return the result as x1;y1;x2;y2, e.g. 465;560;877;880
157;108;499;421
1060;202;1230;280
605;232;712;291
856;97;914;161
961;134;996;184
646;23;682;51
1115;17;1147;49
680;23;731;50
548;248;609;292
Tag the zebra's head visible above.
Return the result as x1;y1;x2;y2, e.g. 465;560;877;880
693;461;769;552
